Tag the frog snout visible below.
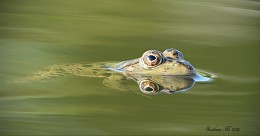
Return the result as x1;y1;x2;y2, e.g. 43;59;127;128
176;60;195;71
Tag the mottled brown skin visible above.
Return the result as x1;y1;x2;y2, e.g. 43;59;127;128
114;48;196;76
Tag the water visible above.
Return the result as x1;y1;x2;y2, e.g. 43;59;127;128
0;0;259;135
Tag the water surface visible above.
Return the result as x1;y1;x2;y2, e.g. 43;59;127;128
0;0;259;135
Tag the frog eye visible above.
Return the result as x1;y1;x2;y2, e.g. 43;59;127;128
163;48;183;60
138;79;160;95
139;50;165;69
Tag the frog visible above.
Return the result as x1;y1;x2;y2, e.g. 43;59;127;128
13;48;215;94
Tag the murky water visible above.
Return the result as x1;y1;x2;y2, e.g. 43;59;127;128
0;0;259;135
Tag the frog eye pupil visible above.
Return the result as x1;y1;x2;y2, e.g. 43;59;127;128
145;86;153;91
147;55;156;61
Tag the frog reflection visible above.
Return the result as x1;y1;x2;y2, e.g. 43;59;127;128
124;72;212;95
134;76;195;95
13;48;214;94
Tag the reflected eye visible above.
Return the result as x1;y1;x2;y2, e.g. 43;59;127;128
163;48;183;60
139;50;165;69
139;79;160;95
144;86;153;91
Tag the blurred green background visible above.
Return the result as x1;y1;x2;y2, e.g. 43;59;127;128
0;0;259;135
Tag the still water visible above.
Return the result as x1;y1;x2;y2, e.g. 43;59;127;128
0;0;259;135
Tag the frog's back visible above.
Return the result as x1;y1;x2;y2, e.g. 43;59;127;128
12;62;116;83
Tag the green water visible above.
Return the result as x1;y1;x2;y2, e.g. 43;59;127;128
0;0;259;135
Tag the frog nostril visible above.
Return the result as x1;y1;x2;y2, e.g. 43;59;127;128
147;55;156;61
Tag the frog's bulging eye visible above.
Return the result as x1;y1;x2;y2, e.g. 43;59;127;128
139;50;165;69
139;79;160;95
163;48;183;60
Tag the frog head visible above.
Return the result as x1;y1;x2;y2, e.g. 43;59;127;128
114;48;195;76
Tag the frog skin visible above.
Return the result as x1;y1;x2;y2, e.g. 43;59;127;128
108;48;195;76
13;48;212;94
